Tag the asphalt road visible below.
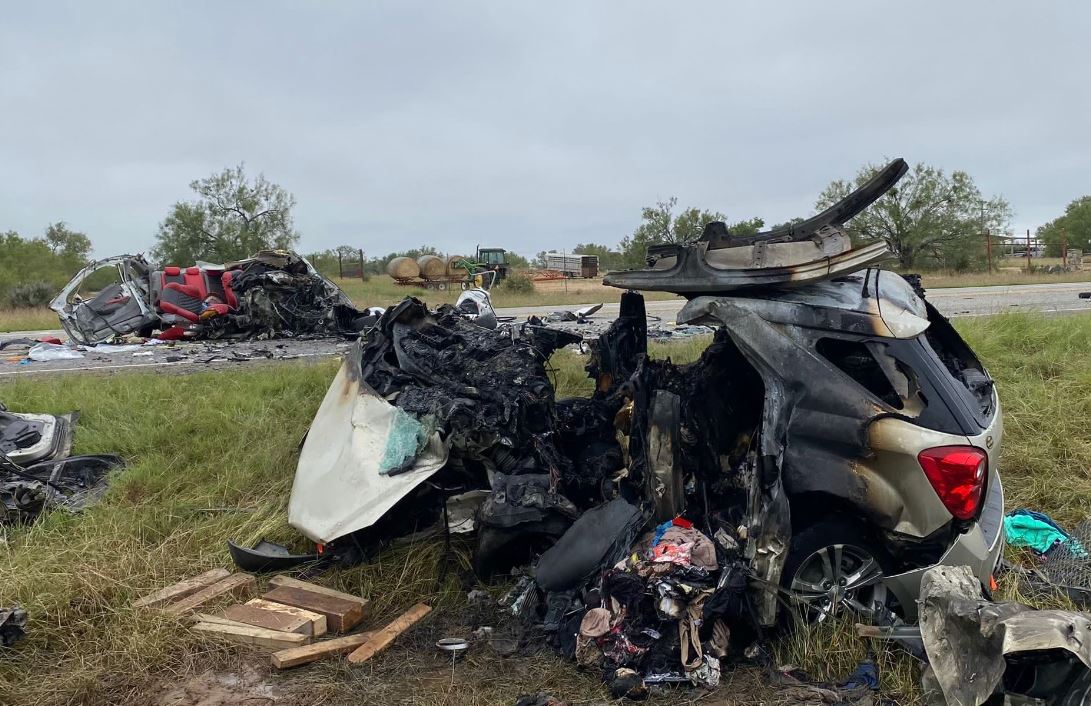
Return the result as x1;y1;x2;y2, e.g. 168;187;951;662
3;280;1090;378
497;280;1091;322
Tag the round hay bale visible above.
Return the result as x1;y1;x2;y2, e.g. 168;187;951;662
417;255;446;281
386;256;419;280
446;255;467;275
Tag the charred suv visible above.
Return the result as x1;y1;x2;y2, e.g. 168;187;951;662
594;275;1003;625
283;157;1002;655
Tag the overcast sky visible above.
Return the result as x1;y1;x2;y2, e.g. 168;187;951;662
2;2;1087;259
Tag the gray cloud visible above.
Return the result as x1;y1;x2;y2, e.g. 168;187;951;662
2;1;1087;258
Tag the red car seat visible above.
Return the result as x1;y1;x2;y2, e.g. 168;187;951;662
158;283;203;322
220;271;239;309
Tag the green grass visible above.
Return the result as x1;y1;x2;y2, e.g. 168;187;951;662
2;314;1091;704
0;307;58;333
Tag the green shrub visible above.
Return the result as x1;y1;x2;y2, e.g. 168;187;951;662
8;281;55;308
498;271;534;294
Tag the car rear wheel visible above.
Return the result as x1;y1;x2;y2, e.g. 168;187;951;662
782;519;890;624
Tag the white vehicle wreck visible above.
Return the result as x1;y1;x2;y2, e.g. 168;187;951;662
51;250;367;344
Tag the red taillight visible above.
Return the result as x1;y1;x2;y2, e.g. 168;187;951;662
917;446;988;521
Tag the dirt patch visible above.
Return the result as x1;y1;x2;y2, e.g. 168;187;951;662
157;664;283;706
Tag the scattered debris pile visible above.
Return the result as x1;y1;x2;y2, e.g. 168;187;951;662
51;250;369;345
287;296;582;552
0;403;123;525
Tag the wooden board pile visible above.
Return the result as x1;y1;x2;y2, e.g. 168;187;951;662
133;569;431;670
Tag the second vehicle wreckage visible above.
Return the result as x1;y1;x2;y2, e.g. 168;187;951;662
50;250;370;345
275;159;1016;695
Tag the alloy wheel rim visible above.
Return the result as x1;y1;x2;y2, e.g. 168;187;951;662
789;543;886;622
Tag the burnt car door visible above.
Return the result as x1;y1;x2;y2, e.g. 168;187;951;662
50;255;157;344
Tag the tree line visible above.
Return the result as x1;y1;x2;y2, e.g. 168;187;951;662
7;158;1088;309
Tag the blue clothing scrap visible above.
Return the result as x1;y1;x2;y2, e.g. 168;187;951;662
1004;509;1087;557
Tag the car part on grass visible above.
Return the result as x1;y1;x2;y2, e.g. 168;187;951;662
226;539;326;573
288;345;450;544
1;453;124;525
51;250;367;345
0;403;122;525
0;606;27;648
918;565;1091;706
603;158;907;295
0;405;75;465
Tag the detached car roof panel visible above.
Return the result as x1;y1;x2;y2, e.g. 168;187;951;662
604;158;908;296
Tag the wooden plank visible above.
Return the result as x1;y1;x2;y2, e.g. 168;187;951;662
132;568;231;609
271;631;376;669
268;576;370;609
262;586;363;633
193;613;255;629
346;604;432;664
192;621;310;650
245;599;327;637
163;574;256;615
223;604;312;635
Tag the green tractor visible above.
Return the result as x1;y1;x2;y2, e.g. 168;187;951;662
451;247;508;290
475;247;508;283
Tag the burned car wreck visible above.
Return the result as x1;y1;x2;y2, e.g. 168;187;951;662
282;159;1005;690
284;279;1003;686
51;250;367;345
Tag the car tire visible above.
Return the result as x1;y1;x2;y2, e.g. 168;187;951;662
781;518;892;625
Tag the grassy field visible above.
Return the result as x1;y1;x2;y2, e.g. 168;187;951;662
0;307;58;333
2;314;1091;704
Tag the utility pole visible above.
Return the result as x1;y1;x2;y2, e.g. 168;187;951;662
979;200;992;274
985;228;993;274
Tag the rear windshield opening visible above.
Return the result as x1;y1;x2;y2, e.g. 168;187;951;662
816;337;903;409
923;307;994;418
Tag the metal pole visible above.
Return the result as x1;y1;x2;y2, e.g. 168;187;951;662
1026;228;1031;271
1062;228;1068;266
562;248;568;293
338;252;343;279
359;249;365;281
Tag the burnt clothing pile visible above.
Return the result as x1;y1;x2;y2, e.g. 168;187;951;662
552;518;739;689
